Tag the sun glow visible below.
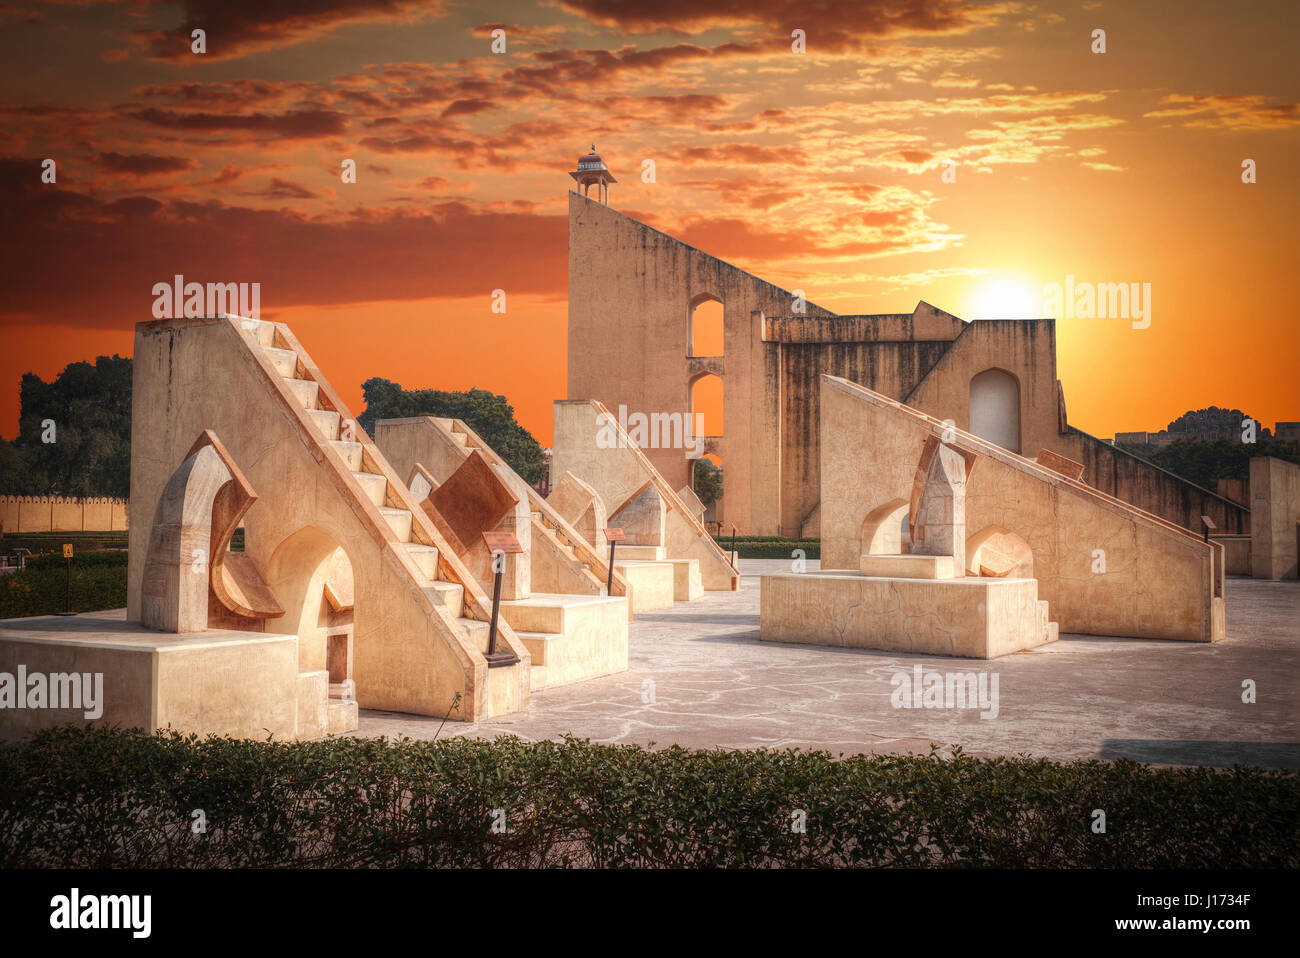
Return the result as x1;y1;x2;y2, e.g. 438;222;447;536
968;277;1040;320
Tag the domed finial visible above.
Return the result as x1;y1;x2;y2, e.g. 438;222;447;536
570;144;616;204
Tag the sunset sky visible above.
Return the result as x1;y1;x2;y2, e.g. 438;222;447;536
1;0;1296;445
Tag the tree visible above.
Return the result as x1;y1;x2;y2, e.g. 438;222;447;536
3;355;132;497
358;378;546;485
1167;406;1260;436
693;457;722;508
1115;438;1300;490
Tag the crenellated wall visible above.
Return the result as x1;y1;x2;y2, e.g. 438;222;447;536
0;495;129;533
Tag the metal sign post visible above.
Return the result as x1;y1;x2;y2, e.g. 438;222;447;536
62;543;73;615
481;531;523;667
604;527;625;595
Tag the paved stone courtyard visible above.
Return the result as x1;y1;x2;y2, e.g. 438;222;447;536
355;561;1300;768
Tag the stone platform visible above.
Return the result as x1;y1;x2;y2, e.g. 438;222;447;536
760;570;1058;658
612;560;676;610
0;609;357;740
499;593;628;690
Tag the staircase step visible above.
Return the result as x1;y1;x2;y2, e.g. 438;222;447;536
530;665;549;691
615;545;664;561
284;378;320;409
512;630;562;666
260;346;298;377
308;409;341;440
330;439;363;471
424;580;464;618
241;318;276;346
352;471;388;506
378;506;413;542
448;431;468;447
404;543;440;579
460;617;492;652
327;699;359;734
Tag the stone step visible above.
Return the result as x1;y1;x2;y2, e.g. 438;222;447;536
308;409;340;440
500;593;624;634
511;629;562;666
612;560;676;611
242;318;276;346
530;665;549;691
460;617;492;652
378;506;413;542
448;431;468;447
424;580;464;618
295;669;329;740
404;542;440;579
260;346;298;377
352;471;387;506
614;545;664;561
330;439;363;471
327;698;359;735
284;378;320;409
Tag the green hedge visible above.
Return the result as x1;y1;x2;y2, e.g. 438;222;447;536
1;727;1294;868
711;536;820;559
0;549;127;618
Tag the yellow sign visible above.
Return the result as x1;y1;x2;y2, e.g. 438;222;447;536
62;544;73;558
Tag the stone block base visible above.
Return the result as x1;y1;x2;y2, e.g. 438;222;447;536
760;572;1058;659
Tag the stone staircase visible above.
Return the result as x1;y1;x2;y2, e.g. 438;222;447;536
375;414;630;689
422;415;634;613
236;319;527;724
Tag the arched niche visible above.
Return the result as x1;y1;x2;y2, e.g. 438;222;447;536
966;525;1033;578
969;368;1021;453
266;526;355;695
859;498;911;556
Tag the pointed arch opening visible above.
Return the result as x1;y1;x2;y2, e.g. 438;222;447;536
690;294;724;358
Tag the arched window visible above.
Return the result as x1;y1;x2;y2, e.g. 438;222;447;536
690;295;723;357
690;373;724;438
969;368;1021;453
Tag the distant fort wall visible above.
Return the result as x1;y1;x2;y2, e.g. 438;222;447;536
0;495;129;533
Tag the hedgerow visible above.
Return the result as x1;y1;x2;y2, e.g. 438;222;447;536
711;536;820;559
0;727;1294;868
0;549;127;618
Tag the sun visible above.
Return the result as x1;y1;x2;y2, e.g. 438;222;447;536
968;277;1040;320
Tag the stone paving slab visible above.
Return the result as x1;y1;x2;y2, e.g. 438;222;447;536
352;560;1300;768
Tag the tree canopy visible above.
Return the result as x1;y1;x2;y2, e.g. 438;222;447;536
693;457;722;508
358;378;546;485
1;355;132;497
1166;405;1258;435
1115;438;1299;490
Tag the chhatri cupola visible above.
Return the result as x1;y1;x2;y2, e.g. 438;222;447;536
569;145;616;204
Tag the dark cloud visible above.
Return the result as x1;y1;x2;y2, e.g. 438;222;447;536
128;107;348;139
0;158;565;329
98;152;197;175
131;0;448;62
